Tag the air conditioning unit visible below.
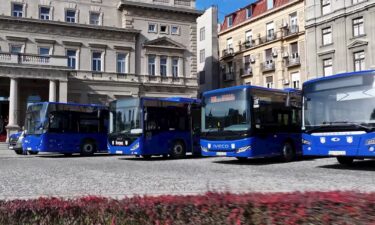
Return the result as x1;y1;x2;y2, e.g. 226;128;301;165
281;20;288;28
250;56;256;63
283;52;289;58
284;79;290;85
272;50;278;58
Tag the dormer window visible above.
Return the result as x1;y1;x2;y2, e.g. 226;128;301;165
267;0;274;10
246;7;252;19
227;16;233;27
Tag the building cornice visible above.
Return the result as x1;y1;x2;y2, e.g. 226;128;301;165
118;0;203;16
0;15;141;34
219;0;304;36
305;2;375;28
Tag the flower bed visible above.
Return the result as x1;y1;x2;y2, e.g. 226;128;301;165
0;192;374;225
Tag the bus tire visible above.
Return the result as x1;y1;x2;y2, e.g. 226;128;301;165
28;151;39;155
281;142;295;162
80;141;96;156
14;150;23;155
337;157;354;165
170;140;186;159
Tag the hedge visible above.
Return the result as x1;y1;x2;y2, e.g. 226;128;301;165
0;192;374;225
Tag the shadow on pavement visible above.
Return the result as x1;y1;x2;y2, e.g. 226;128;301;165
37;153;114;159
213;157;316;166
119;155;206;161
318;160;375;171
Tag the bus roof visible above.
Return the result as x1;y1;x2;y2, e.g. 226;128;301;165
141;97;200;104
29;102;107;108
203;85;299;96
303;70;375;86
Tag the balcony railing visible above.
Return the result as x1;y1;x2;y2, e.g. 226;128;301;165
241;67;252;77
266;33;277;42
262;61;275;72
284;25;299;37
223;72;234;81
0;52;67;67
286;55;301;67
222;48;234;58
242;40;255;50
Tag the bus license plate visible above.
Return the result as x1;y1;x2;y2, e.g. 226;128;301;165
216;152;227;156
115;151;123;155
329;151;346;156
115;141;123;146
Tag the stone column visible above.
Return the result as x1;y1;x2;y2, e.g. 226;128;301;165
178;57;184;77
6;78;20;140
49;80;57;102
59;81;68;103
155;55;160;76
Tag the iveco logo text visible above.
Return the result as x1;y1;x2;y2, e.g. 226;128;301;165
331;137;341;142
213;144;230;149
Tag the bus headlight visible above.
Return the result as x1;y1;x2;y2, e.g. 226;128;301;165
302;139;311;145
236;146;251;153
130;142;139;151
201;146;208;152
365;138;375;146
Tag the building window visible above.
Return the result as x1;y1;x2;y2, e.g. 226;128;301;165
266;22;275;41
90;12;101;25
199;71;205;84
67;50;77;69
38;47;50;56
322;27;332;46
92;52;102;71
291;72;300;89
227;38;233;50
12;3;23;17
10;45;22;54
148;23;157;33
265;76;273;88
244;55;251;75
267;0;274;10
322;0;331;15
148;55;156;76
117;53;127;73
265;48;273;63
39;6;50;20
200;49;205;63
353;0;365;4
245;30;252;43
354;51;365;72
246;7;252;18
323;58;333;76
160;56;167;76
353;17;365;37
160;25;169;34
171;25;180;35
172;58;179;77
65;10;76;23
227;16;233;27
200;27;205;41
290;42;299;58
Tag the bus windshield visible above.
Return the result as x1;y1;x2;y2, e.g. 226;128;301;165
109;99;141;134
202;89;250;133
25;103;48;135
304;73;375;132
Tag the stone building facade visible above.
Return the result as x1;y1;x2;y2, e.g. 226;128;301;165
0;0;201;140
218;0;306;90
305;0;375;79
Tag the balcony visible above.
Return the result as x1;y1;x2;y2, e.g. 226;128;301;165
223;72;234;82
221;48;234;58
241;40;255;50
265;33;277;42
286;55;301;67
0;52;67;68
262;61;275;72
283;25;299;37
241;67;252;77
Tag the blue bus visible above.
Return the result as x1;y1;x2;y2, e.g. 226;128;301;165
200;85;302;162
22;102;108;156
302;70;375;165
108;97;201;159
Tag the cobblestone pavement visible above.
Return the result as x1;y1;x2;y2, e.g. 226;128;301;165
0;144;375;199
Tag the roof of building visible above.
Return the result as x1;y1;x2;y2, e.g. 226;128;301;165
220;0;290;32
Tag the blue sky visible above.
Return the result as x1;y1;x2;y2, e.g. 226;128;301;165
196;0;255;22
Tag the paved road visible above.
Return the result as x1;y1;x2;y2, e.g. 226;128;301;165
0;144;375;199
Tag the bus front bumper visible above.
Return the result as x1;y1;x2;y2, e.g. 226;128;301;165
200;138;254;158
108;141;141;155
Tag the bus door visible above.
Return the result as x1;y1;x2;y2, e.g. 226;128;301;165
190;104;201;153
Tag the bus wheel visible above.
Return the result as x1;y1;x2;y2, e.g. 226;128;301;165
14;150;23;155
28;151;39;155
337;157;354;165
80;141;96;156
170;141;186;159
281;142;295;162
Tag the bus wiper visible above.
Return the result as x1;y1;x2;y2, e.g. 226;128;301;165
323;121;372;131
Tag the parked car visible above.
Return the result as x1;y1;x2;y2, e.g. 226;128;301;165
8;131;24;155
